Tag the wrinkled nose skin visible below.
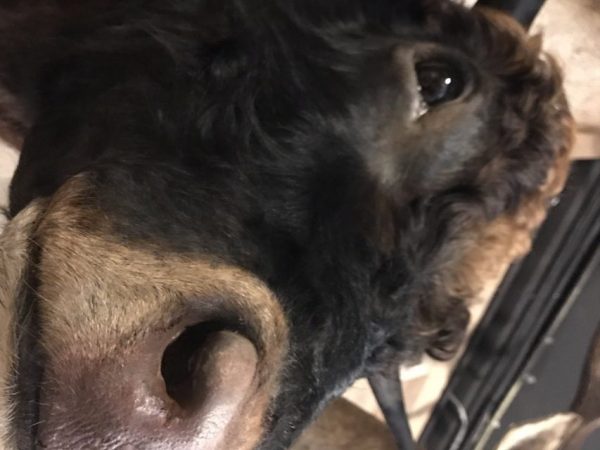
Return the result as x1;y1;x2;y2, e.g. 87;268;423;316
37;326;260;449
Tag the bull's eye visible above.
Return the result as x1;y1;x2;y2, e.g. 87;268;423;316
415;60;466;107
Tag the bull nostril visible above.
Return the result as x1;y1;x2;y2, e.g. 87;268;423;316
37;320;259;448
160;322;257;411
160;322;218;410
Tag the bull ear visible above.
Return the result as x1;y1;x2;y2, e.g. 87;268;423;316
474;0;546;29
0;200;46;447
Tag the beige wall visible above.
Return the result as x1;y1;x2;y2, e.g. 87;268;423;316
533;0;600;159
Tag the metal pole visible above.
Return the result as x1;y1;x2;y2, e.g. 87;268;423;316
369;368;416;450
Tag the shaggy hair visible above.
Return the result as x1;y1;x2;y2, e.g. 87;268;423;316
0;0;572;448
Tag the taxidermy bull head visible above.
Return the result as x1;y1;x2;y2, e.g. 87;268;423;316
0;0;572;448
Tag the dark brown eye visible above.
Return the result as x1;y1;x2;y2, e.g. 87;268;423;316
415;60;466;107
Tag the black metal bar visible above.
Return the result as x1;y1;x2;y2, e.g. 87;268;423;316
420;161;600;450
475;0;547;28
369;368;416;450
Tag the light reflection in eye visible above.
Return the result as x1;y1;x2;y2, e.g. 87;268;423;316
415;59;466;108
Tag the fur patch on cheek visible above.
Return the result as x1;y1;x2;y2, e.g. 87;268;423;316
448;140;572;308
0;200;46;447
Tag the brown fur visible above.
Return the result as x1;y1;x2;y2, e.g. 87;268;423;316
443;113;573;306
402;9;575;358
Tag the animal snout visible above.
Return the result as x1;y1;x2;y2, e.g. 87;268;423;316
36;317;259;449
3;196;289;450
